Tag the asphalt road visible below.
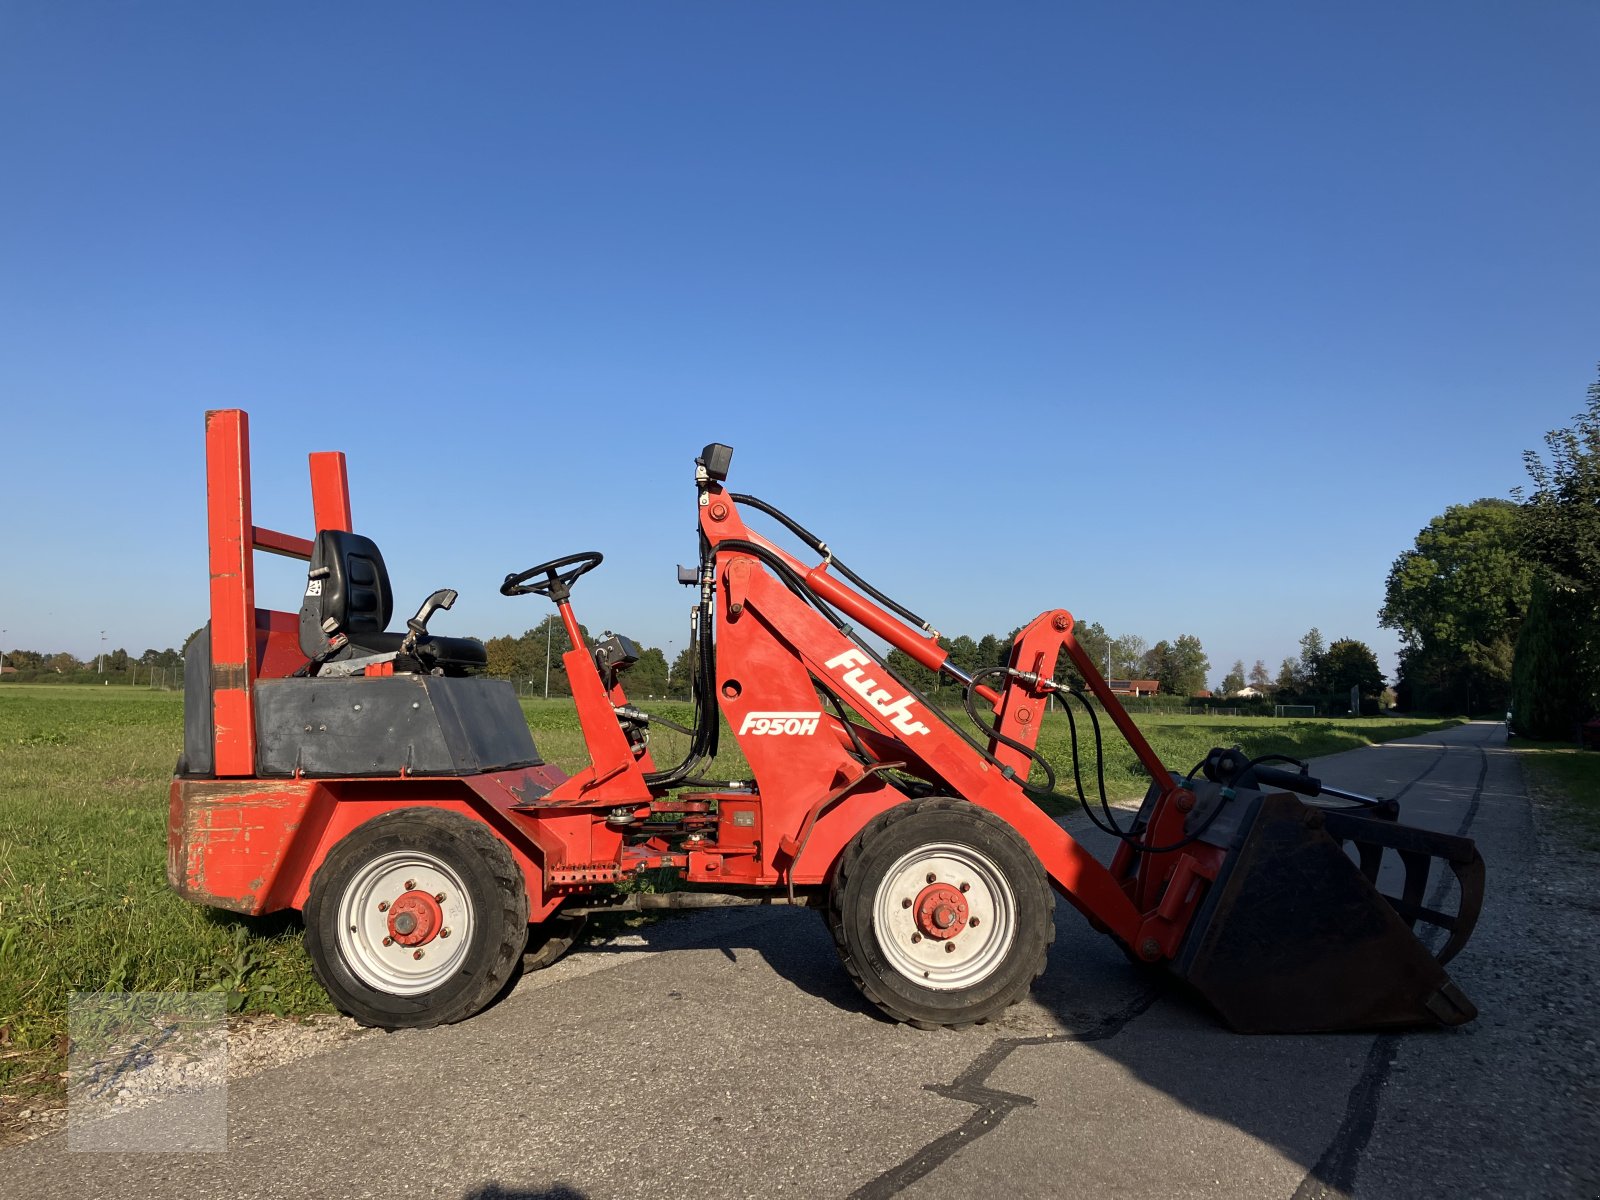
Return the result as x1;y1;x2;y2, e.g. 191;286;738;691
7;721;1597;1199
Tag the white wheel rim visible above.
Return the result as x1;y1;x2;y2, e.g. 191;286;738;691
336;850;475;996
871;842;1017;991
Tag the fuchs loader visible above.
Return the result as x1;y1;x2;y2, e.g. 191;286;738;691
170;411;1483;1033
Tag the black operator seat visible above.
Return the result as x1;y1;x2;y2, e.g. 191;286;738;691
296;530;487;675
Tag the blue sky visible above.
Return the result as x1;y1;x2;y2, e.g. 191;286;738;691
2;3;1596;687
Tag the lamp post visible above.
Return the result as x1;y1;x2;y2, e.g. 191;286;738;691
99;630;107;675
543;617;553;700
666;641;674;697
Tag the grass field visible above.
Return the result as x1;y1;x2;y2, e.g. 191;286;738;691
0;684;1462;1110
1513;741;1600;851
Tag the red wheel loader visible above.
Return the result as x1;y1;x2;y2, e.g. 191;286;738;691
169;410;1484;1032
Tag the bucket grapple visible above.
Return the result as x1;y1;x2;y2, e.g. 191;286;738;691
1147;754;1484;1032
169;413;1485;1033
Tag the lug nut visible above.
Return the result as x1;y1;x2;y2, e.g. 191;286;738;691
404;879;416;891
911;933;923;944
925;872;937;884
413;949;425;960
440;928;451;938
435;892;446;903
959;882;970;893
382;936;394;946
944;943;956;954
378;901;389;912
969;917;980;927
901;898;912;909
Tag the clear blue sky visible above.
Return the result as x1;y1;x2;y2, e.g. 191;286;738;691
3;3;1597;687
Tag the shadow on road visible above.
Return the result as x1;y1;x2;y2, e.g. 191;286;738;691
523;729;1507;1198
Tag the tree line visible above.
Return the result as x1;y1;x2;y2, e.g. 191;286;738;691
1;645;187;684
1380;367;1600;735
3;614;1384;715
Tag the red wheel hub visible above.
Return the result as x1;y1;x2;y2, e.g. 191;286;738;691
913;882;969;941
387;890;444;947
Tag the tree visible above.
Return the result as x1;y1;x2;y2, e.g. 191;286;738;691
1070;621;1110;679
1380;498;1532;714
1110;633;1148;678
1143;634;1209;697
1509;576;1590;739
628;647;669;697
945;635;981;680
1520;370;1600;600
1248;659;1271;690
976;633;1007;674
1298;628;1326;692
484;615;590;696
669;645;697;698
1221;659;1246;697
1321;639;1385;705
1274;656;1301;695
1513;370;1600;728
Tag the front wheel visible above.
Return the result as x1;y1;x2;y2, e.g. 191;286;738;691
827;796;1054;1029
304;808;529;1029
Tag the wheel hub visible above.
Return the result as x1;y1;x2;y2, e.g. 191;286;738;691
913;882;968;941
387;890;444;947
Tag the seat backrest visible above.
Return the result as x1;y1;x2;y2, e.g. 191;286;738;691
298;530;394;658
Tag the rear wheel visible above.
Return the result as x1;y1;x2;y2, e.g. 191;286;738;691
304;808;528;1029
827;797;1054;1029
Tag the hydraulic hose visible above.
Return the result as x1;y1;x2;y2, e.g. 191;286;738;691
729;493;937;634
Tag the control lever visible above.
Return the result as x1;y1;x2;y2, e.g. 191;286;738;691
400;589;458;657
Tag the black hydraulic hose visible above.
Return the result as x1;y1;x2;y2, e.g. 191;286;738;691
615;706;696;738
963;667;1059;789
712;537;1004;767
644;530;719;787
1058;688;1236;853
957;665;1233;855
728;493;937;634
820;683;875;765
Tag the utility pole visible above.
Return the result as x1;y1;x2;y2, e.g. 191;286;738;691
543;617;553;700
1;628;6;676
99;630;107;674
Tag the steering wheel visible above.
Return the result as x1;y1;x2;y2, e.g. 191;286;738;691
501;551;604;602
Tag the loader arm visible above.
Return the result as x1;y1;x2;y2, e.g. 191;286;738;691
694;473;1483;1032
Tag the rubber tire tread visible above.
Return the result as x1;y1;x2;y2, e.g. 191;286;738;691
826;796;1055;1029
304;808;528;1029
522;912;588;972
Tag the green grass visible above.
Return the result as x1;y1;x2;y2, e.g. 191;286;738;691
0;688;327;1110
0;685;1459;1112
1512;742;1600;850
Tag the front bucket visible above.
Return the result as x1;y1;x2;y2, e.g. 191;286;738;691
1169;790;1484;1034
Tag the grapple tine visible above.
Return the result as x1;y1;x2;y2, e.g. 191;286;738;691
1435;848;1485;966
1320;808;1485;965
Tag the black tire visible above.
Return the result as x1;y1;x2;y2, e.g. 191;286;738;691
304;808;528;1029
827;796;1054;1029
522;911;588;972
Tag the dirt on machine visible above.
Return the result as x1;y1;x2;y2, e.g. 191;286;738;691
169;410;1485;1034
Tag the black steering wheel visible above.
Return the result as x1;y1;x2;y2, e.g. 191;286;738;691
501;551;604;602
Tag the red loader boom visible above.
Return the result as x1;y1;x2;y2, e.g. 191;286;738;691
170;412;1484;1032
